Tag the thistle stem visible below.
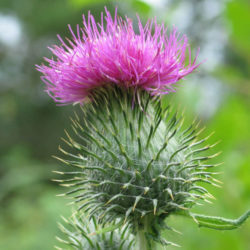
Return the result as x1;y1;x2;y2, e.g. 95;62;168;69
175;210;250;230
134;216;157;250
135;230;149;250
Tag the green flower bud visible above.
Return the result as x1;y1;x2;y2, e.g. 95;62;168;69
54;86;248;248
56;212;134;250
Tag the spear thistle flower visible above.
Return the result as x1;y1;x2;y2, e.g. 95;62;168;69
38;7;249;250
36;7;199;105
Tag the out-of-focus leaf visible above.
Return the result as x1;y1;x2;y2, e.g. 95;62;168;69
69;0;108;8
208;96;250;151
226;0;250;54
132;0;151;15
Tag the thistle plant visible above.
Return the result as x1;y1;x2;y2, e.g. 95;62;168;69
37;8;249;249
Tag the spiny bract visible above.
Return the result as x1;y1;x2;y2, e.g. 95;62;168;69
56;212;134;250
55;86;220;233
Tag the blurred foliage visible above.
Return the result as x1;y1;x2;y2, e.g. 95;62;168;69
0;0;249;249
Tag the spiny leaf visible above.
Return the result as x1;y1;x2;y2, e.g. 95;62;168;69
146;125;154;148
153;199;158;215
165;188;174;200
133;196;142;211
124;207;133;223
89;220;124;236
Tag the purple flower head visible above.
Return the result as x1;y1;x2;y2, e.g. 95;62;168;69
37;7;200;105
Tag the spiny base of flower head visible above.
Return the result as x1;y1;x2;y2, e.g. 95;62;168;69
54;86;220;231
55;212;134;250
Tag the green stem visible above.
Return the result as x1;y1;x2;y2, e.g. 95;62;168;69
135;230;149;250
175;209;250;230
134;216;157;250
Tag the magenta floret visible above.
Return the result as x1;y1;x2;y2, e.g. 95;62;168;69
37;7;200;104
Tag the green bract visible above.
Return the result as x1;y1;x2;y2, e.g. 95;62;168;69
54;86;221;247
56;213;134;250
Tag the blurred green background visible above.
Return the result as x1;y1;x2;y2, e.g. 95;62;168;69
0;0;249;249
